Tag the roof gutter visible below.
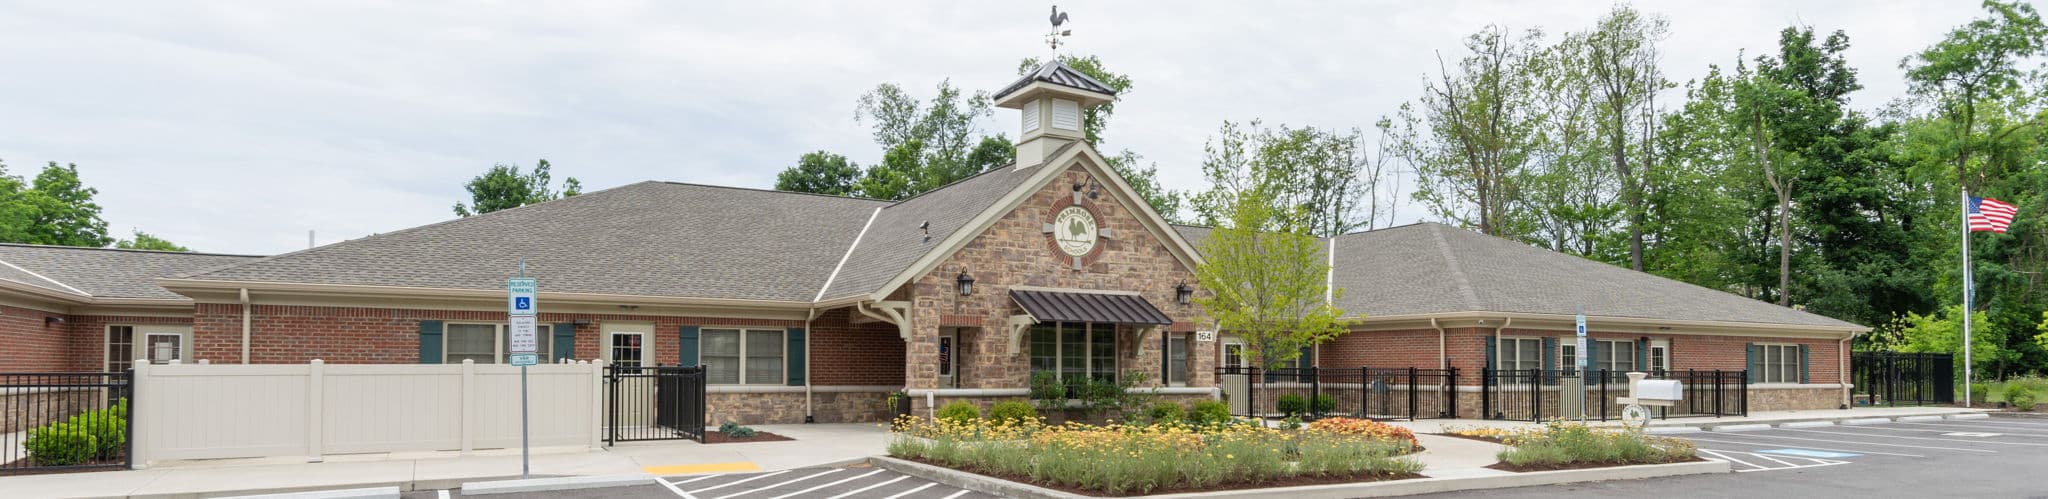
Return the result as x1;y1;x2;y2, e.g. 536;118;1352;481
1349;310;1866;337
158;278;819;310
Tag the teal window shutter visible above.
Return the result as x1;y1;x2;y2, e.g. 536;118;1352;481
1637;338;1649;372
1299;346;1314;367
1799;344;1811;384
1483;336;1496;371
1745;343;1761;384
1586;340;1600;375
1541;337;1557;384
418;320;444;364
786;327;807;386
679;326;700;367
551;323;576;362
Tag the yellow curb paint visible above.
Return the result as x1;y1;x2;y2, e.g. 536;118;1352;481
644;461;762;475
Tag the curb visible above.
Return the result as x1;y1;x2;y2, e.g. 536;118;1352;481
1897;415;1944;423
1775;421;1836;428
1841;418;1893;426
460;474;654;495
1645;427;1700;435
218;487;401;499
870;456;1729;499
1706;424;1772;432
1948;413;1991;420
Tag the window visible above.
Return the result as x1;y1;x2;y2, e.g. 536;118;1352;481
1496;337;1541;371
444;323;551;364
1560;343;1578;376
610;333;644;369
702;328;783;385
1649;341;1669;373
1222;342;1245;370
144;333;184;364
1595;340;1636;373
1759;344;1802;384
1166;335;1189;386
1028;322;1119;384
106;326;134;372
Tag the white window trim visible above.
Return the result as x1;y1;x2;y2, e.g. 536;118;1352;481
1221;340;1246;370
1758;343;1801;384
1495;336;1542;371
701;327;786;385
601;322;653;367
1560;343;1578;374
1166;334;1190;387
104;325;136;372
607;332;646;368
1649;340;1670;373
111;325;191;366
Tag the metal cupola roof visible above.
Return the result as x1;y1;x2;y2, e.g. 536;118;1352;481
992;60;1118;108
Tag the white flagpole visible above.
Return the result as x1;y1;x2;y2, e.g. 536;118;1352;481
1961;189;1973;407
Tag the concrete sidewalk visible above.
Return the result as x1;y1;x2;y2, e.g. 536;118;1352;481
0;423;887;499
1394;406;1992;433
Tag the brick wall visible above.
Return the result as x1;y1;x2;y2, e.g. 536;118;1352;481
0;304;69;372
191;303;807;365
904;164;1209;391
1319;326;1848;386
808;308;905;386
66;314;194;371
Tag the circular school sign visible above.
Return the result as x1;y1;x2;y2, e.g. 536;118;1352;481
1052;205;1099;257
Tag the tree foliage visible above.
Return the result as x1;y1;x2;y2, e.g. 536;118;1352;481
1192;120;1394;237
452;159;581;217
1191;190;1350;368
114;231;189;252
0;159;112;247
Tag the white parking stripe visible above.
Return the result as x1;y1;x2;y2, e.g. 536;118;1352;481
1783;428;2048;447
1701;449;1849;473
1744;451;1802;467
671;474;726;485
1892;421;2048;435
714;469;840;499
1850;424;2048;437
1698;449;1763;470
766;469;885;499
1698;431;1996;453
438;490;450;499
660;477;699;499
938;490;970;499
689;470;789;494
1681;436;1926;457
883;483;937;499
824;476;909;499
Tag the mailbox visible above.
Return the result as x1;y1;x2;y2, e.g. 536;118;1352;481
1636;379;1684;401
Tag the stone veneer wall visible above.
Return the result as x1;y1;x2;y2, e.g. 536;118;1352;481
903;164;1211;394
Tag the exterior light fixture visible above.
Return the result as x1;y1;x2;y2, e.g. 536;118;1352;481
957;271;976;296
44;316;65;326
1175;282;1193;305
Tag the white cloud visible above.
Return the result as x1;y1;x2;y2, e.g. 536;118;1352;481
0;0;1992;254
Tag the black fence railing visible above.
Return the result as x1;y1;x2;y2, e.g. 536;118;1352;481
605;365;705;444
2;371;133;473
1214;367;1458;421
1482;369;1747;422
1853;352;1954;407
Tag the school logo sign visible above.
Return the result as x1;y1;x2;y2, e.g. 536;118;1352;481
1053;205;1099;257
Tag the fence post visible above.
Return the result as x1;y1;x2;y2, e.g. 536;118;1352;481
1447;368;1458;419
1530;369;1540;422
129;360;150;470
455;359;474;454
589;360;604;449
1598;369;1607;422
1309;367;1321;419
1404;367;1416;421
307;359;324;463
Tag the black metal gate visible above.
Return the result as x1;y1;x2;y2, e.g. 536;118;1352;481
2;371;133;473
1483;369;1747;422
1214;367;1458;421
1853;352;1954;406
605;365;705;443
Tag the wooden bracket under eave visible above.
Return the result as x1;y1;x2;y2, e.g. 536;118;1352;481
1007;315;1037;355
856;300;914;341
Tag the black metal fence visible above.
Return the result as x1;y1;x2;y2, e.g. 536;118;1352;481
1215;367;1458;421
1481;369;1747;422
1853;352;1954;406
605;365;705;444
2;372;133;473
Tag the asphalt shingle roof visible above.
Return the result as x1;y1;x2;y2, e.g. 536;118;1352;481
185;182;887;302
817;160;1052;301
0;244;257;300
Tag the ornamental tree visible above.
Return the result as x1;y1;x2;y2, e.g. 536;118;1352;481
1192;189;1351;369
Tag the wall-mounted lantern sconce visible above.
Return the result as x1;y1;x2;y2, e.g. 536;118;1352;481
571;319;593;326
1175;282;1194;305
957;271;976;296
44;316;65;326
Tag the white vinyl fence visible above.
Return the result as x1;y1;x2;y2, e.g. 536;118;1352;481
131;359;602;467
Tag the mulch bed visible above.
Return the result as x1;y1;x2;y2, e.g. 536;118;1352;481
700;431;794;444
1484;455;1705;473
901;456;1422;497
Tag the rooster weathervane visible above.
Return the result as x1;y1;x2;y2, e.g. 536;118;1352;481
1046;5;1072;53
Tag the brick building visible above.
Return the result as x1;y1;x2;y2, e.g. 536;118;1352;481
0;61;1866;424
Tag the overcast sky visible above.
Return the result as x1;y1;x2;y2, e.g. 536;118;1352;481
0;1;1992;255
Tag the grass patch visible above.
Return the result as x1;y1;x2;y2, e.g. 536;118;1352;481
886;415;1423;496
1460;420;1696;471
1976;377;2048;405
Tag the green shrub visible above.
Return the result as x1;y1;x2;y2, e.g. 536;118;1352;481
717;422;757;438
987;400;1036;425
1496;420;1696;467
1145;402;1186;425
1275;393;1308;416
1029;371;1067;411
68;410;126;458
24;423;96;466
937;400;982;424
1189;400;1231;425
2006;384;2038;411
1313;394;1338;414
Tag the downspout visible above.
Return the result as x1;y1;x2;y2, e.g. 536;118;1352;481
1840;330;1859;409
805;307;816;423
239;288;251;364
1430;318;1447;370
1492;318;1513;371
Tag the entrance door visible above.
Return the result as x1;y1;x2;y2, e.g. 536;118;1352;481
937;330;958;389
1649;340;1670;374
1220;337;1250;415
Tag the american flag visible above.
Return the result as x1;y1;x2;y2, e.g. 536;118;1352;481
1968;196;2018;233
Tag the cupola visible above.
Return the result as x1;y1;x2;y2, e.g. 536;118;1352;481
992;60;1118;169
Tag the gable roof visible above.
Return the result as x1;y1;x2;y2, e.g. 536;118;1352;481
179;182;888;303
815;160;1052;301
1327;223;1861;329
0;244;257;301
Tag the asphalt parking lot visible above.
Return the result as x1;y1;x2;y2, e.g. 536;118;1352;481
1414;414;2048;498
404;464;996;499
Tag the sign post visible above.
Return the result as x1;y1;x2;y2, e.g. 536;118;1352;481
507;266;538;479
1574;310;1589;421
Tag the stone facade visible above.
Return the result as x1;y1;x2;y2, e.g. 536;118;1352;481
902;164;1210;393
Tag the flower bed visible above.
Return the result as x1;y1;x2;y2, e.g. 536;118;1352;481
1446;420;1697;472
1304;417;1420;449
887;415;1422;496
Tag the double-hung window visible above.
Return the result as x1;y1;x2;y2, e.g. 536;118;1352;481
1594;340;1636;373
1165;334;1189;386
1560;343;1578;376
1759;344;1801;384
444;323;551;364
610;333;644;370
1496;337;1541;371
1028;322;1119;384
702;328;784;385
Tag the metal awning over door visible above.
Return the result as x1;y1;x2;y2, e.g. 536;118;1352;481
1009;288;1173;325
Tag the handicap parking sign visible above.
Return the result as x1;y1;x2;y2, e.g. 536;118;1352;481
514;297;531;310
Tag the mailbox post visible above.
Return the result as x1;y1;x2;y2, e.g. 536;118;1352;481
1616;372;1683;430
